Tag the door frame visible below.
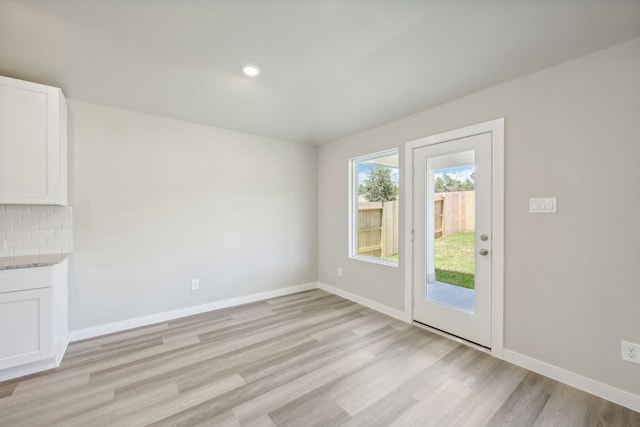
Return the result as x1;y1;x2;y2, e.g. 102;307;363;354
404;118;504;358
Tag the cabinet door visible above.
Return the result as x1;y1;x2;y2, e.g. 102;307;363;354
0;288;53;370
0;76;66;205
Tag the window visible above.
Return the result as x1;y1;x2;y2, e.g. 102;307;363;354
350;149;399;266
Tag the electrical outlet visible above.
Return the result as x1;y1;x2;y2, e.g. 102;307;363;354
337;267;343;277
621;341;640;364
191;279;200;291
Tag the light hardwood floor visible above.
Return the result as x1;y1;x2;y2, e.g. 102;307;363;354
0;289;638;426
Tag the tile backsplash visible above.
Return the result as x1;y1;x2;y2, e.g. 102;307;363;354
0;205;73;257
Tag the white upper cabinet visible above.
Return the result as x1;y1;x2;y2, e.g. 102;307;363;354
0;76;68;205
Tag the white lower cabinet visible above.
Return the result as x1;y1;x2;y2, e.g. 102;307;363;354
0;260;68;379
0;288;53;370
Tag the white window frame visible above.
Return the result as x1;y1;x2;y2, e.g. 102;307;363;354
349;148;399;267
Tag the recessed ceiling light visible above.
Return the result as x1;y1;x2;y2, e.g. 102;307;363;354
242;65;261;77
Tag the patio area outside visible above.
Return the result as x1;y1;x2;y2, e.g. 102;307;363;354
431;228;476;314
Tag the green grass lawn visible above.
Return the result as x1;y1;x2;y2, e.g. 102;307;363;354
435;232;475;289
434;268;475;289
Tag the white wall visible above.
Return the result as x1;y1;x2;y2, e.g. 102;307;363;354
317;38;640;396
68;101;317;330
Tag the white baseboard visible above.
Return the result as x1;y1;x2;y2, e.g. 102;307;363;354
503;349;640;413
69;281;408;343
316;282;407;321
317;283;640;412
54;339;69;366
0;339;69;382
69;282;317;342
64;280;639;413
0;357;60;383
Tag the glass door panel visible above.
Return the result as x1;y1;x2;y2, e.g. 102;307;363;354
425;150;476;314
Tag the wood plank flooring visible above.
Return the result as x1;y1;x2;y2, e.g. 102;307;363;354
0;289;638;426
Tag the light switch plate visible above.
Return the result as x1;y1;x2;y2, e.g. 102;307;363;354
529;197;557;214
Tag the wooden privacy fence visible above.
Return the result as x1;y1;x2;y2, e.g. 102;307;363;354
435;191;475;237
357;192;473;258
358;200;399;258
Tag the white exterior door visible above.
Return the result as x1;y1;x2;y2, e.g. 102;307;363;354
407;119;504;350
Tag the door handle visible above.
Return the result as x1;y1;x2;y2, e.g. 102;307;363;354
479;248;489;256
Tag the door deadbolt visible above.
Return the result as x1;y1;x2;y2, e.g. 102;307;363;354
480;234;489;241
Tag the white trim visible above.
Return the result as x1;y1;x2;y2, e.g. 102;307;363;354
54;340;69;365
412;321;491;354
69;281;409;343
0;357;60;383
68;282;317;342
349;254;399;268
490;118;505;358
7;278;638;413
403;140;414;322
348;148;400;268
403;118;505;357
503;349;640;413
320;276;639;412
317;282;406;321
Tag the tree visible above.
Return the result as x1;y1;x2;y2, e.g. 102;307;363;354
434;172;475;193
459;172;475;191
359;167;399;202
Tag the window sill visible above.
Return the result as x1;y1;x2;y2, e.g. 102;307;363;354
350;255;398;268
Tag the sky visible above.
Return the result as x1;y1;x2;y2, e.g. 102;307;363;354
434;165;475;182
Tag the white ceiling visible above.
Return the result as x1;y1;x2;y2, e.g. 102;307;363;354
1;0;640;144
